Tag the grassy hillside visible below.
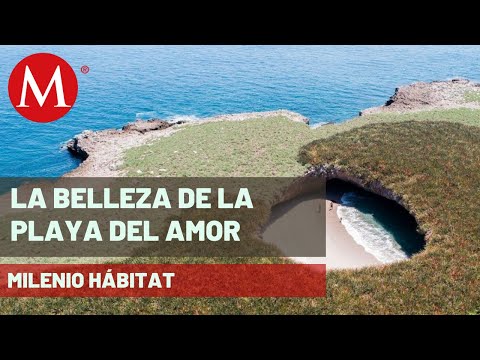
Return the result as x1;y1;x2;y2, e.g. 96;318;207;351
299;121;480;313
123;117;317;177
2;108;480;314
123;108;480;177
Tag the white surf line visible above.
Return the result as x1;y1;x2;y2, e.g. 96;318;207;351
336;192;408;264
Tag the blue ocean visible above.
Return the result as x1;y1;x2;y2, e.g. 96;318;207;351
1;45;480;177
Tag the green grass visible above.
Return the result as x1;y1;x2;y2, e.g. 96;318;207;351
123;108;480;177
2;108;480;313
464;91;480;103
299;121;480;314
123;118;317;177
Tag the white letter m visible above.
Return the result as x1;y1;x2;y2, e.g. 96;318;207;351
17;65;70;108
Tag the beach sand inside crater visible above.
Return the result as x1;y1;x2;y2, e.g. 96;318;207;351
263;193;381;270
325;200;381;269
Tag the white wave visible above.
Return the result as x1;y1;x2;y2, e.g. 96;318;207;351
135;112;204;122
337;192;408;264
311;121;331;129
136;111;159;119
166;114;203;122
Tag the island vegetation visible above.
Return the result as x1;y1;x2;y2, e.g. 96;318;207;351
2;81;479;314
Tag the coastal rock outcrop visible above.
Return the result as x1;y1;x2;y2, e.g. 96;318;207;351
65;119;181;176
65;110;310;177
66;120;178;160
121;119;173;133
360;79;480;115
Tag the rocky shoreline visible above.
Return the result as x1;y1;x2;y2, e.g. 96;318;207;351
360;79;480;115
65;110;309;177
65;80;479;177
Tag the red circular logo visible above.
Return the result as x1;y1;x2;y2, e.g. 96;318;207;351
8;53;78;123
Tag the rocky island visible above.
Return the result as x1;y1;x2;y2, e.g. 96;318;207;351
66;110;309;177
66;80;480;177
15;79;477;314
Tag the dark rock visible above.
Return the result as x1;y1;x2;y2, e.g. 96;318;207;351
384;88;399;106
122;119;171;133
66;137;89;160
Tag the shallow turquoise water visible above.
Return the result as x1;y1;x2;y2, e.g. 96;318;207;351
328;180;425;262
1;45;480;177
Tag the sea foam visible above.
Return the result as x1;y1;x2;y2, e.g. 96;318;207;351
135;111;159;119
337;192;408;263
135;112;203;122
166;115;203;122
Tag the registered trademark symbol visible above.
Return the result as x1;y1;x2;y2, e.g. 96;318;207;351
80;65;90;74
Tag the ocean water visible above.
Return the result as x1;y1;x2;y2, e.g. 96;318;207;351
1;45;480;177
337;192;424;263
1;45;449;260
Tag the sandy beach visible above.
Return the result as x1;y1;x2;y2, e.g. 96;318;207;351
324;199;380;269
263;193;381;270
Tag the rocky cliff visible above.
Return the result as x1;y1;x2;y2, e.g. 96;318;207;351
360;79;480;115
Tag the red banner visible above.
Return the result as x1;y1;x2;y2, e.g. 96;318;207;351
0;264;325;297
